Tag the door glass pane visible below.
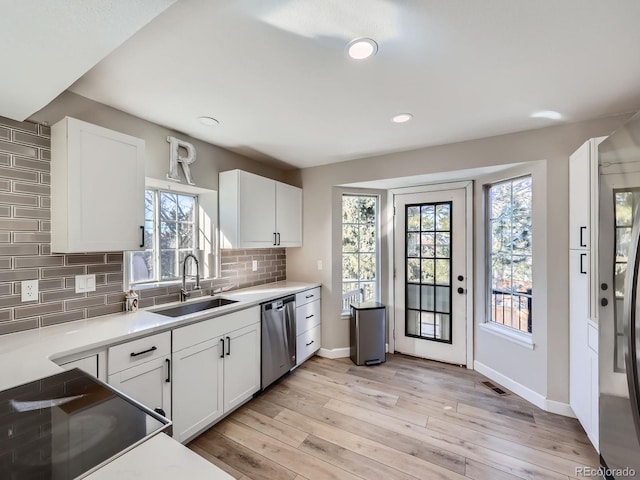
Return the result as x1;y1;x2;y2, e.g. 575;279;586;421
421;233;435;257
436;314;451;341
421;285;434;311
420;312;435;338
435;286;450;313
407;207;420;231
407;284;419;309
407;233;419;257
406;310;420;336
405;202;453;344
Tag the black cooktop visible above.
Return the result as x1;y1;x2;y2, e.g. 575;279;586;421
0;369;170;480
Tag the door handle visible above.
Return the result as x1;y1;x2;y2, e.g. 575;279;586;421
580;253;587;274
165;358;171;383
226;336;231;356
579;226;587;247
140;225;144;248
220;338;225;358
273;232;277;246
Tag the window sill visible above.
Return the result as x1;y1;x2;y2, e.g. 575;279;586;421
479;322;535;350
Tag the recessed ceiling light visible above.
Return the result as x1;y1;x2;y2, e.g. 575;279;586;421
392;113;413;123
198;116;219;126
347;38;378;60
530;110;562;120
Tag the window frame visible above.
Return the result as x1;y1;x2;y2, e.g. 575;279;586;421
484;175;533;334
126;188;199;286
341;193;381;314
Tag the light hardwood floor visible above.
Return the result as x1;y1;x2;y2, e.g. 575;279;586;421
188;354;599;480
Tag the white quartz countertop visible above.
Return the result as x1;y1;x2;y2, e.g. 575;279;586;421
0;280;319;391
85;433;234;480
0;280;320;479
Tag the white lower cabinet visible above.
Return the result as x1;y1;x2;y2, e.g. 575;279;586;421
107;331;172;418
223;322;261;412
295;287;321;366
172;337;224;443
171;306;260;443
108;356;172;418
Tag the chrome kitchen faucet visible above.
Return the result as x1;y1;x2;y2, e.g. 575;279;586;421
180;253;201;301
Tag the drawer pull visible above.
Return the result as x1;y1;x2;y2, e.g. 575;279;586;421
306;340;315;347
305;314;314;319
305;294;314;299
130;346;157;357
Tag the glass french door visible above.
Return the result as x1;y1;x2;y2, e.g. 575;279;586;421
394;187;468;365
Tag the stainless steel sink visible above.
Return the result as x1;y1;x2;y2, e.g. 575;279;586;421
153;297;238;317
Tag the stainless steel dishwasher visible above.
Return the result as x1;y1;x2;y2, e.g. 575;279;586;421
261;295;296;389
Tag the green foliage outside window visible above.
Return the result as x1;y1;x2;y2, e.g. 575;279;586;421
487;177;533;332
342;195;378;306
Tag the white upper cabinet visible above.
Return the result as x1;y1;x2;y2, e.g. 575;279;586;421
219;169;302;248
51;117;145;253
569;140;591;250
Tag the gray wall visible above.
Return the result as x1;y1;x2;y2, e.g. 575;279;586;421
29;91;295;189
286;113;633;404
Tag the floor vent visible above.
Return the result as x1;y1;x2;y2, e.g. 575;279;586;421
481;381;509;396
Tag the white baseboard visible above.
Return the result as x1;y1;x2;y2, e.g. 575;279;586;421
317;347;350;359
474;361;575;418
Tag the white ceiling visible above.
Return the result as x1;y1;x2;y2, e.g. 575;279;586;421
28;1;640;168
0;0;175;121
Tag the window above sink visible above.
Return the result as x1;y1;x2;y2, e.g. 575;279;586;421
125;178;220;288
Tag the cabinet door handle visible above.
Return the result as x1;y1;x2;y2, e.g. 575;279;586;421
130;346;157;357
580;253;587;274
220;338;225;358
277;232;281;245
140;225;145;248
226;336;231;356
306;340;315;347
306;314;314;319
273;233;277;246
154;408;166;417
165;358;171;383
579;226;587;247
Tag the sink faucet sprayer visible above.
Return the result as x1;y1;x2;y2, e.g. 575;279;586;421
181;254;201;302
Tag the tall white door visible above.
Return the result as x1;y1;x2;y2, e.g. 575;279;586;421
394;187;468;365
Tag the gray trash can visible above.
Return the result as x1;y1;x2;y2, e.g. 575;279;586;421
350;302;386;366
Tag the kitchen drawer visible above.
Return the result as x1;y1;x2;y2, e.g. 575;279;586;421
173;317;225;352
296;324;321;365
296;287;320;307
108;331;171;374
296;300;321;334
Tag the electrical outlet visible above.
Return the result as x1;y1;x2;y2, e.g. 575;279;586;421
252;260;258;272
75;274;96;293
21;280;38;302
317;260;323;271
